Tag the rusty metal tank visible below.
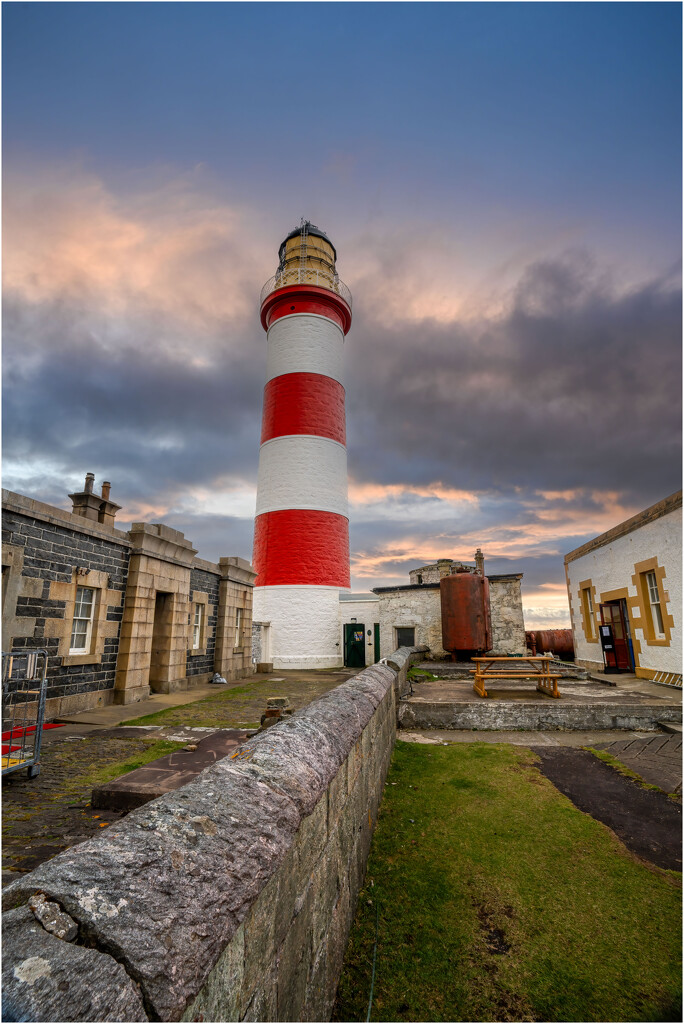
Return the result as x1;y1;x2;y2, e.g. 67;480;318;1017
440;569;492;659
526;629;575;661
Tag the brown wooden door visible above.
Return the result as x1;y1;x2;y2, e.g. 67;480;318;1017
599;602;631;671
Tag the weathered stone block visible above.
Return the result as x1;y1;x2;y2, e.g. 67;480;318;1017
296;793;328;870
181;923;244;1023
240;873;278;1014
2;906;148;1022
276;892;313;1023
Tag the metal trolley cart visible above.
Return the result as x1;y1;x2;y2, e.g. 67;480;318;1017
2;650;48;779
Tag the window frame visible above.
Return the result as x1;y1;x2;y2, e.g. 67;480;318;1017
395;625;416;648
235;606;243;649
69;585;97;655
644;570;665;639
192;603;203;650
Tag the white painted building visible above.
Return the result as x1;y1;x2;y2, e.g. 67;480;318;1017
565;491;681;685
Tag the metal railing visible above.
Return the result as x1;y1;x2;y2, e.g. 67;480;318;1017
260;268;352;309
2;650;49;778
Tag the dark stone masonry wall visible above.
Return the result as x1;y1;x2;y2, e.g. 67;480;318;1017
186;566;220;678
2;510;130;702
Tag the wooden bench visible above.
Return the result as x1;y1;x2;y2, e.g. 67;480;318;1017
471;656;562;699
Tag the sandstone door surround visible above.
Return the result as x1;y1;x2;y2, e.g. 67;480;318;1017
114;523;197;704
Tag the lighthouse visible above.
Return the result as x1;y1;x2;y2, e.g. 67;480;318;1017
253;222;353;668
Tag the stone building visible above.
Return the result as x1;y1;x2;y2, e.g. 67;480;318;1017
2;476;256;720
337;555;527;667
565;491;681;684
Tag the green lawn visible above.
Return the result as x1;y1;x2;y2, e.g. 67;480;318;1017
334;741;681;1023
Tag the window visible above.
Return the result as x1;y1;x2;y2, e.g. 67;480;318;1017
192;603;204;650
69;587;96;654
580;585;596;640
235;607;243;648
644;570;665;637
396;626;415;648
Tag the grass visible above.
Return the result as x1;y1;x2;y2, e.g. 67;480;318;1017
407;668;438;683
121;676;343;729
334;741;681;1023
121;684;262;728
584;746;681;801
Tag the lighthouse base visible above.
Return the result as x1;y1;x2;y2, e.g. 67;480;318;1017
252;585;345;670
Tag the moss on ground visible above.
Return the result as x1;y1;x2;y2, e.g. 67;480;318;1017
334;741;681;1023
121;676;345;729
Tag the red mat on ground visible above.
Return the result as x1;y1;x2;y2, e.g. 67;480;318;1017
1;724;64;741
2;723;64;755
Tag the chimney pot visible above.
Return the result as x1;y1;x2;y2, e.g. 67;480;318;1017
101;481;111;501
84;473;95;494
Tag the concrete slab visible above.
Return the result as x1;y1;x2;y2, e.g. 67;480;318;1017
91;729;248;811
400;669;682;731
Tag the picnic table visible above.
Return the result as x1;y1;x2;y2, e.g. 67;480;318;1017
471;656;561;699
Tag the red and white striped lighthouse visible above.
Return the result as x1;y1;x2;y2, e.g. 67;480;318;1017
252;222;353;668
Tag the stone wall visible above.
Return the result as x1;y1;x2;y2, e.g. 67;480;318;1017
488;576;526;655
186;564;220;680
374;576;526;659
375;585;446;660
2;649;426;1023
2;494;130;719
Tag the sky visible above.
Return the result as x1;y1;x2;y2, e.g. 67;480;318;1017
2;1;681;628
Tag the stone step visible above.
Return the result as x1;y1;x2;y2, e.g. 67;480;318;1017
657;720;683;734
91;729;248;811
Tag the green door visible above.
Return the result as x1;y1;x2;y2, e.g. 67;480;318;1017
344;623;366;668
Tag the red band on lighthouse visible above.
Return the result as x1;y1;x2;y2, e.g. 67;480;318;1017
261;284;352;334
261;373;346;445
253;509;350;588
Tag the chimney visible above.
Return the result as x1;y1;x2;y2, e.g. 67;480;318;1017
474;548;485;576
437;558;452;579
69;475;121;527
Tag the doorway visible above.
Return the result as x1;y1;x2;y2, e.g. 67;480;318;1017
344;623;366;668
599;600;634;672
149;591;173;692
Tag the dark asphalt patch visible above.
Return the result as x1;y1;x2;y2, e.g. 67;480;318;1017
531;747;681;871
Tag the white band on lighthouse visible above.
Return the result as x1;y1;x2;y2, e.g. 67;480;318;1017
266;314;345;385
255;436;348;517
253;586;345;669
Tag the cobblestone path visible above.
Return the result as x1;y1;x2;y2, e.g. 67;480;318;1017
2;733;178;883
595;733;682;794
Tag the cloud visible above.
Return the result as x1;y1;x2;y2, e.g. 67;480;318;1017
2;163;680;618
346;249;681;507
